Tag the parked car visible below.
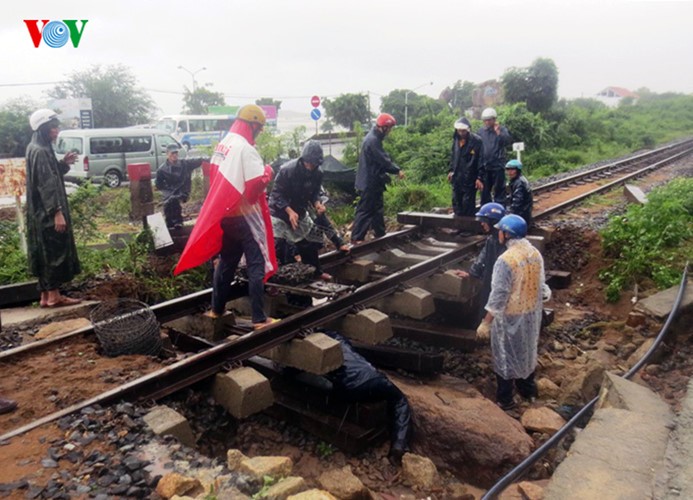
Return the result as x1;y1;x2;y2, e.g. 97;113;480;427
55;128;185;188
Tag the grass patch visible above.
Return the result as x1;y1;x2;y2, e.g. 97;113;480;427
599;178;693;302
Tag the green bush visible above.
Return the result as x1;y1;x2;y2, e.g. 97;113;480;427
599;178;693;302
383;180;450;215
69;182;103;243
0;221;30;285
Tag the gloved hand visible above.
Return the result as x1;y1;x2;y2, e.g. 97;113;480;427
476;321;491;342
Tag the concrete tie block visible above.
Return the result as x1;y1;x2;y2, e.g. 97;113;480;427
404;241;449;256
340;309;392;344
412;270;473;300
265;332;343;375
527;235;545;254
376;248;429;267
624;184;648;205
381;287;435;319
212;367;274;419
338;259;374;283
143;405;195;447
239;456;293;480
265;476;307;500
546;270;572;289
164;311;235;341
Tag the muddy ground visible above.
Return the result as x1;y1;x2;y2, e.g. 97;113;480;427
0;158;690;499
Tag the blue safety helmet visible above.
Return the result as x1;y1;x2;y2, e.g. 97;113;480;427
505;159;523;170
475;202;506;223
495;214;527;239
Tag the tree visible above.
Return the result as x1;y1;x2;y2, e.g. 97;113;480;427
182;86;226;114
0;97;36;156
255;97;282;111
323;93;371;130
439;80;475;114
49;65;156;127
381;90;446;126
501;58;559;114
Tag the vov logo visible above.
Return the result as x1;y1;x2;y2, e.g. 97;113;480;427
23;20;89;48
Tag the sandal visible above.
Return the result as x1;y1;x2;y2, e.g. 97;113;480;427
45;296;82;308
253;318;279;330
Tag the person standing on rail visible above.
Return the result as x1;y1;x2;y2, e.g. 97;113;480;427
452;202;506;323
505;159;534;228
476;214;550;411
173;105;277;329
352;113;405;244
448;117;485;217
25;108;82;308
478;108;512;205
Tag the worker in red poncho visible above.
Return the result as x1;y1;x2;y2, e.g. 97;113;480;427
174;104;277;329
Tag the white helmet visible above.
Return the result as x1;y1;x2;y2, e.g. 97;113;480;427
481;107;497;120
30;108;59;131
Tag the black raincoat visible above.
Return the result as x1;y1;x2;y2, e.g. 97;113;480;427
449;130;485;216
508;174;533;226
268;158;323;225
324;331;411;452
469;229;506;322
25;131;81;290
354;127;401;193
155;158;205;203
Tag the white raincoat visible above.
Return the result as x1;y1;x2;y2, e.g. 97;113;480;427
485;238;547;380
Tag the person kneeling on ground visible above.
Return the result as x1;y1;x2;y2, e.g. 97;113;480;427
320;331;412;465
476;214;550;412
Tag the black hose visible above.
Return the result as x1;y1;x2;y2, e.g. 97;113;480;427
482;263;689;500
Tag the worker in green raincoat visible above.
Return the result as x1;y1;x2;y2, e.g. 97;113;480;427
25;109;82;308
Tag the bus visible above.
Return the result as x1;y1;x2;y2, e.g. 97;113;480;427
155;114;235;150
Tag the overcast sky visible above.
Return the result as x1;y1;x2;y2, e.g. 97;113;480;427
1;0;692;121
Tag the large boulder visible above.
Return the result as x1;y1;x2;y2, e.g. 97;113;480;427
392;374;533;487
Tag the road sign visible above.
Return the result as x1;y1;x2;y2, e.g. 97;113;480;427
512;142;525;152
311;108;321;121
311;95;321;107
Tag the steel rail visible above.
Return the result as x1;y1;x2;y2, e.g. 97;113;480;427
0;237;482;442
534;147;693;220
481;263;689;500
0;227;420;361
533;138;693;196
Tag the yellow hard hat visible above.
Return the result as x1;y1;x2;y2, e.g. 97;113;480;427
237;104;266;126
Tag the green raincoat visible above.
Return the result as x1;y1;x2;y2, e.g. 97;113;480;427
25;132;81;290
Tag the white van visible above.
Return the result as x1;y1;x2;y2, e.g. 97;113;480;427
55;128;185;188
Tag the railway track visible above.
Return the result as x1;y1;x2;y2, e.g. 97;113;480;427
1;138;691;456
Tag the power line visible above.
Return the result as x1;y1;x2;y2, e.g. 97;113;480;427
0;81;66;87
